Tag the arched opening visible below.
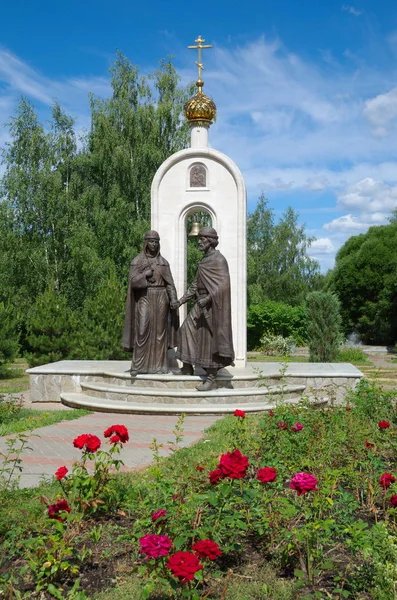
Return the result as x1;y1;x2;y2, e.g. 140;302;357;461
186;210;212;288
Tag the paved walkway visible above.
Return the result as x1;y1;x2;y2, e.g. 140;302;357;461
0;402;220;488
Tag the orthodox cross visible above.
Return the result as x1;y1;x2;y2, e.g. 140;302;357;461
188;35;212;83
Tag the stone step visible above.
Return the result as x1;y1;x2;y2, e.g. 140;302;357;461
80;382;306;404
61;393;322;415
101;370;281;390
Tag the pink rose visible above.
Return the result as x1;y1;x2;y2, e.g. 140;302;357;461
289;472;318;496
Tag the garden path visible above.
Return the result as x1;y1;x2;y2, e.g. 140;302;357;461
0;405;220;488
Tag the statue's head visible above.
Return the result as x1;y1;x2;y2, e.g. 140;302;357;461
198;227;219;248
144;230;160;255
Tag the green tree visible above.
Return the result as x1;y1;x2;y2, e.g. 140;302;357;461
71;269;128;360
247;195;321;306
306;291;342;362
25;287;76;367
0;53;192;360
0;303;20;376
329;222;397;344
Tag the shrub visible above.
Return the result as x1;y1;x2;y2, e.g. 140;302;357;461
247;301;307;350
70;270;128;360
306;291;342;362
0;302;20;376
260;332;294;356
337;346;370;364
0;394;23;425
25;287;76;367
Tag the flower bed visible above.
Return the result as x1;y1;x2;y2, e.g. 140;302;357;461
1;379;397;599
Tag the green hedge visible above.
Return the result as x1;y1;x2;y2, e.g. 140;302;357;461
247;301;307;350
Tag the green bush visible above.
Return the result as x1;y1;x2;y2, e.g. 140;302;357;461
306;291;342;362
247;301;307;350
0;302;20;376
25;287;76;367
260;332;294;356
337;346;370;364
70;270;128;360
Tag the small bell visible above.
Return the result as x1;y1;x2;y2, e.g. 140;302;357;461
188;214;200;237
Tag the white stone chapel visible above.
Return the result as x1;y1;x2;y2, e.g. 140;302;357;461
151;36;247;367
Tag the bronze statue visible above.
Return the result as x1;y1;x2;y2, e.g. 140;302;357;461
175;227;235;391
122;231;179;375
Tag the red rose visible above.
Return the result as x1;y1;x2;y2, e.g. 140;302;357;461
234;409;246;418
151;509;167;522
378;420;391;430
73;433;101;453
277;421;287;430
380;472;396;489
55;466;68;480
196;465;204;471
167;551;203;582
104;424;129;443
257;466;277;483
268;410;275;417
365;440;375;449
218;449;249;479
110;435;121;444
209;469;223;485
139;534;172;559
389;494;397;507
289;472;318;496
291;423;304;432
48;499;71;521
85;435;101;453
346;407;352;411
73;434;90;449
192;539;222;560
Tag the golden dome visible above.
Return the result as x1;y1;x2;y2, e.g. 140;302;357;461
184;81;216;124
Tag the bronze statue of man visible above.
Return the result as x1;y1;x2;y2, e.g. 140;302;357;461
175;227;235;391
122;231;179;375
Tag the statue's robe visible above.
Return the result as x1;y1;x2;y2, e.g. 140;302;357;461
122;250;178;374
176;249;235;369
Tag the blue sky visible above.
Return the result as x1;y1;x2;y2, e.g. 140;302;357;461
1;0;397;270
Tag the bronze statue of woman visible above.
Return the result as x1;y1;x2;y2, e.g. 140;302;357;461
122;231;179;375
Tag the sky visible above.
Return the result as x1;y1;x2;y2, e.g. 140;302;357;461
1;0;397;271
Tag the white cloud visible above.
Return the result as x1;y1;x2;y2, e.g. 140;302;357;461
323;212;389;233
341;5;362;16
308;238;336;254
337;177;397;213
363;87;397;136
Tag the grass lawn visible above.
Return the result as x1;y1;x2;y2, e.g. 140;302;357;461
247;353;309;363
2;379;397;599
0;358;29;394
0;407;91;436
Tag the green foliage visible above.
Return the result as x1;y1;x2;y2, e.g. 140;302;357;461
337;346;371;364
260;332;294;356
4;381;397;597
71;269;128;360
0;54;191;361
25;286;76;367
247;300;307;350
247;194;322;307
0;302;19;376
0;393;22;425
329;221;397;344
306;291;342;362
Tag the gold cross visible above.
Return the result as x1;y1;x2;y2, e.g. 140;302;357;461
188;35;212;83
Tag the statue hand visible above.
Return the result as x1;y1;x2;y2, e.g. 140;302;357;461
144;269;153;279
197;297;208;309
170;301;180;310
